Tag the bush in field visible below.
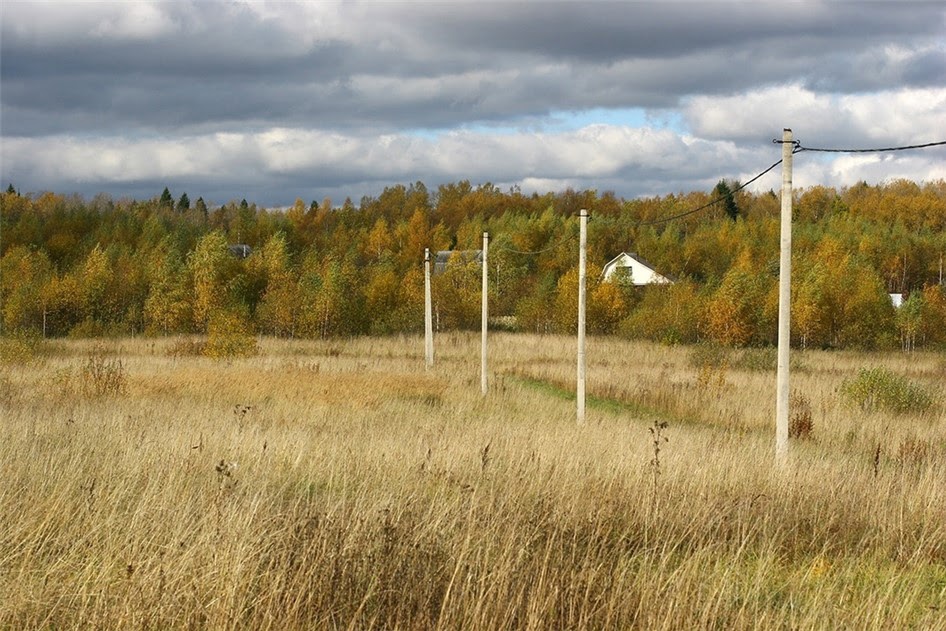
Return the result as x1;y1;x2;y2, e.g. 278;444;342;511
840;367;934;414
689;341;730;391
167;337;206;357
733;347;808;373
80;345;127;397
0;329;44;365
734;347;777;372
204;309;257;359
620;279;706;345
689;341;731;371
789;390;814;439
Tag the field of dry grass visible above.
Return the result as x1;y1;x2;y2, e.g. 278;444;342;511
1;333;944;629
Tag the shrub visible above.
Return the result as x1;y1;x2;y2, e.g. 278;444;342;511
897;436;932;466
620;280;705;345
735;347;777;372
689;341;731;370
789;391;814;440
70;320;136;339
690;342;730;391
167;337;206;357
733;347;808;373
204;310;257;359
80;345;127;397
0;329;44;365
0;372;17;406
840;367;934;414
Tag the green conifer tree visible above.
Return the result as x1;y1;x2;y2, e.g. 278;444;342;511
159;187;174;209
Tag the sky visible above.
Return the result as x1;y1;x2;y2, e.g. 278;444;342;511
2;0;945;208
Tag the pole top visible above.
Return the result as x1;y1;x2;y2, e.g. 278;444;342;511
483;231;489;239
579;208;589;217
424;248;429;261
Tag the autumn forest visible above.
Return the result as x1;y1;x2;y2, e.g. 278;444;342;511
2;179;945;350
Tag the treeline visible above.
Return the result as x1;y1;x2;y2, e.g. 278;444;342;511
2;179;945;350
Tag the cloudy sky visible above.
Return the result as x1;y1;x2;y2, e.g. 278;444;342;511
2;0;945;208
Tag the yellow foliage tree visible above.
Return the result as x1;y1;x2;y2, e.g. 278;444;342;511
363;218;394;262
364;265;402;334
0;247;53;333
589;279;627;334
256;233;298;337
552;264;617;334
432;254;481;330
919;285;946;347
706;250;774;346
144;242;191;335
188;231;231;332
204;308;257;359
621;280;706;344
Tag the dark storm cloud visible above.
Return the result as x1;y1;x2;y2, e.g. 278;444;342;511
396;1;938;61
4;1;944;136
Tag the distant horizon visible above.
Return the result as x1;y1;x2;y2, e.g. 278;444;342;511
6;173;946;214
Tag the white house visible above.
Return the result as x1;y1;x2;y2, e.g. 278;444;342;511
602;252;673;285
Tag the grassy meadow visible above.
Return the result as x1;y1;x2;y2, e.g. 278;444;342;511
1;333;945;629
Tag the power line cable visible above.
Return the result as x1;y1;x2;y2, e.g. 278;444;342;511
635;137;945;227
482;136;946;242
637;157;785;227
794;140;946;153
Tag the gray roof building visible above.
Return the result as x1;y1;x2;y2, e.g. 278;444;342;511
433;250;483;275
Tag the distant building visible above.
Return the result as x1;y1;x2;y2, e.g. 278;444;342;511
228;244;253;259
602;252;673;285
889;293;903;308
433;250;482;275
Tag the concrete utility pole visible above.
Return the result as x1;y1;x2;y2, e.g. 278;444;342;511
776;129;793;464
481;232;489;395
577;209;588;425
425;248;434;370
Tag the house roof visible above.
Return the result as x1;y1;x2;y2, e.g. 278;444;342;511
432;250;483;275
603;251;656;271
228;244;253;259
602;251;674;284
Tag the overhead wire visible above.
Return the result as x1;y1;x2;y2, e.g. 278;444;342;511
794;140;946;153
444;136;946;252
636;156;786;227
637;137;945;227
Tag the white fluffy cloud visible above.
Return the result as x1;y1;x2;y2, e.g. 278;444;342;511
685;85;946;146
11;122;902;204
2;1;180;43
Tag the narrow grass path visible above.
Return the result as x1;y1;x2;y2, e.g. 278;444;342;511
505;372;676;422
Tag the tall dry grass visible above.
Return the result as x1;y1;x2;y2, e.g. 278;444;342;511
1;333;944;629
